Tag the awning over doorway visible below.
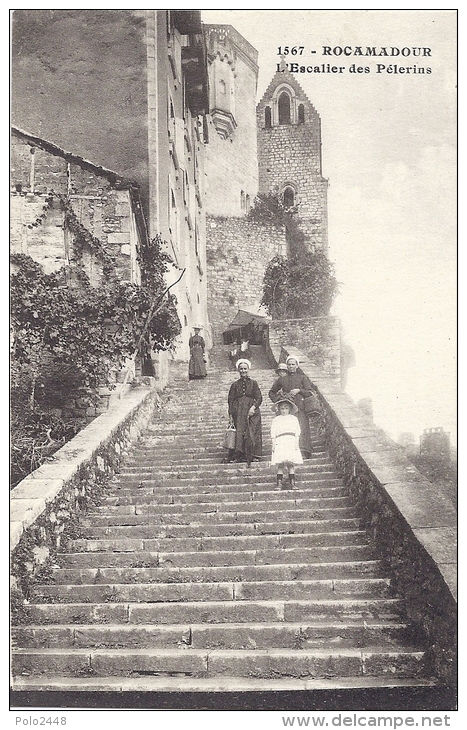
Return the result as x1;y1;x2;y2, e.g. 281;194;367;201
222;309;269;345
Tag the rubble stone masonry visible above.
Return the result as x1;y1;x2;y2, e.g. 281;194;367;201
206;216;287;342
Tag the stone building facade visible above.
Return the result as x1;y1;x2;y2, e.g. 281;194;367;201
11;9;210;359
10;128;144;287
257;65;329;254
204;25;259;217
203;25;288;343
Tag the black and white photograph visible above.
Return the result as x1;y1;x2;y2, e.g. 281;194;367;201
9;7;457;720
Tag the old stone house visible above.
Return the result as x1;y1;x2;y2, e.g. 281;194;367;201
11;9;210;360
11;127;145;287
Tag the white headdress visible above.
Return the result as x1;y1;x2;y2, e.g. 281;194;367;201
236;358;251;370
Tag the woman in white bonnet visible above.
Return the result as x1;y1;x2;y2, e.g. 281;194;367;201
227;359;263;466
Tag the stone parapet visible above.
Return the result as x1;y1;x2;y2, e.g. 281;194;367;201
10;385;159;604
274;344;457;687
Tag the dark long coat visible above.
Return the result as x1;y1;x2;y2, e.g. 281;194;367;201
228;376;263;463
188;334;207;379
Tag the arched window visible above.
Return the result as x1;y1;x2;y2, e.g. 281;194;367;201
283;187;295;208
240;190;245;211
265;106;272;128
246;194;250;212
219;79;226;94
298;104;305;124
278;92;291;124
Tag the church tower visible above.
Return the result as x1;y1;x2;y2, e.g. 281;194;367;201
257;65;328;254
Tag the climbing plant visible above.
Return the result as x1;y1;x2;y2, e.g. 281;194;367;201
252;191;339;319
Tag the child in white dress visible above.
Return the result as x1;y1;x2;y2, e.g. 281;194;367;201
271;396;303;489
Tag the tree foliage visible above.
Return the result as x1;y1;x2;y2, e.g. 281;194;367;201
262;252;338;319
255;192;339;319
11;235;181;396
247;191;298;227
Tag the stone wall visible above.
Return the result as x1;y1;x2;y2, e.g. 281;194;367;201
11;9;150;207
277;345;457;687
269;317;341;383
10;383;159;609
206;216;287;342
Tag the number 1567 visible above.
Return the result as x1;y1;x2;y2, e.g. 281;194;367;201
277;46;304;55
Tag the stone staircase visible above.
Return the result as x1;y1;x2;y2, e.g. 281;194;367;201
11;346;434;695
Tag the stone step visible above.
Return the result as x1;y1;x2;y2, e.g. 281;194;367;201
129;453;327;466
10;674;437;693
135;436;327;446
31;578;392;605
119;458;332;473
116;468;334;482
113;476;341;491
18;597;404;627
13;619;411;650
101;495;349;513
99;505;358;523
112;467;339;482
78;520;359;540
78;516;361;535
56;545;375;569
103;484;347;503
102;486;348;505
72;530;367;552
48;559;383;585
122;457;329;468
11;645;425;680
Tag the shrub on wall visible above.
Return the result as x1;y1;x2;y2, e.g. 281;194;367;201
251;191;338;319
262;251;338;319
10;199;181;486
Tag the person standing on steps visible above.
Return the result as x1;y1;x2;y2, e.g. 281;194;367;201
188;326;207;380
270;395;302;489
275;361;288;384
269;355;315;458
227;359;263;466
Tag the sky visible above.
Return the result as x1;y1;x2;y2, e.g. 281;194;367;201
203;9;457;444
